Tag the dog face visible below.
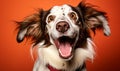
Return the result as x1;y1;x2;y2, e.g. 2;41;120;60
46;5;81;59
16;2;111;60
46;5;79;39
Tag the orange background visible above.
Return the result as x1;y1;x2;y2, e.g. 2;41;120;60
0;0;120;71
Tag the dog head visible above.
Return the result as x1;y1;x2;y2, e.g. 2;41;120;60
16;1;111;60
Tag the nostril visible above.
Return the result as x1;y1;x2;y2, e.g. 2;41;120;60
64;24;67;27
56;24;61;30
64;23;69;28
58;24;62;28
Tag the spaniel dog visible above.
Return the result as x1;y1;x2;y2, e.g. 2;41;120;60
16;1;111;71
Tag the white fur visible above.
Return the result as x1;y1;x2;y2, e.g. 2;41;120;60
33;5;95;71
18;29;27;41
46;4;79;41
33;38;95;71
97;16;111;36
16;2;111;71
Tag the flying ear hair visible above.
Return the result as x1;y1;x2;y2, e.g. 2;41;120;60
77;1;111;36
16;9;44;43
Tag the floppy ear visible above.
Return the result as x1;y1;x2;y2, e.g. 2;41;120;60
77;1;111;36
16;9;44;43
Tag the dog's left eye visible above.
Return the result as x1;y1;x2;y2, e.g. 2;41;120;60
69;12;77;20
47;15;55;23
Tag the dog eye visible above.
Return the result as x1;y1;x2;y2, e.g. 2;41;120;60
47;15;55;23
69;12;77;20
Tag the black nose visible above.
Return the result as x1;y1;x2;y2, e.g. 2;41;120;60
56;21;70;33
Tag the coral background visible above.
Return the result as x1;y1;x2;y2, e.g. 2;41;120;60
0;0;120;71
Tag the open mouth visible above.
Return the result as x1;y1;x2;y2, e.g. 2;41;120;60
54;36;76;59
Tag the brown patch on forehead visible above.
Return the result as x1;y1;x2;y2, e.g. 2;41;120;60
50;4;72;14
60;7;65;16
63;13;65;16
61;7;63;10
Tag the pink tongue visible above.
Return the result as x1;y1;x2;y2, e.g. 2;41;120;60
59;43;72;58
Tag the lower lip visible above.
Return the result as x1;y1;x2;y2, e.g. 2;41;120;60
59;53;73;59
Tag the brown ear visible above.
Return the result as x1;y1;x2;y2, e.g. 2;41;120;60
16;9;44;43
77;1;111;36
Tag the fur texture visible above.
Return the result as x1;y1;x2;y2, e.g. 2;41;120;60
16;1;111;71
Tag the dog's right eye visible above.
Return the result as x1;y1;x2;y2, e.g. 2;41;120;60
47;15;55;23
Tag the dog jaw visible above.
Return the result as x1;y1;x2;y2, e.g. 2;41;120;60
35;38;95;71
54;36;76;60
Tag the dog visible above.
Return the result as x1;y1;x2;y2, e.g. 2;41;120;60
16;1;111;71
